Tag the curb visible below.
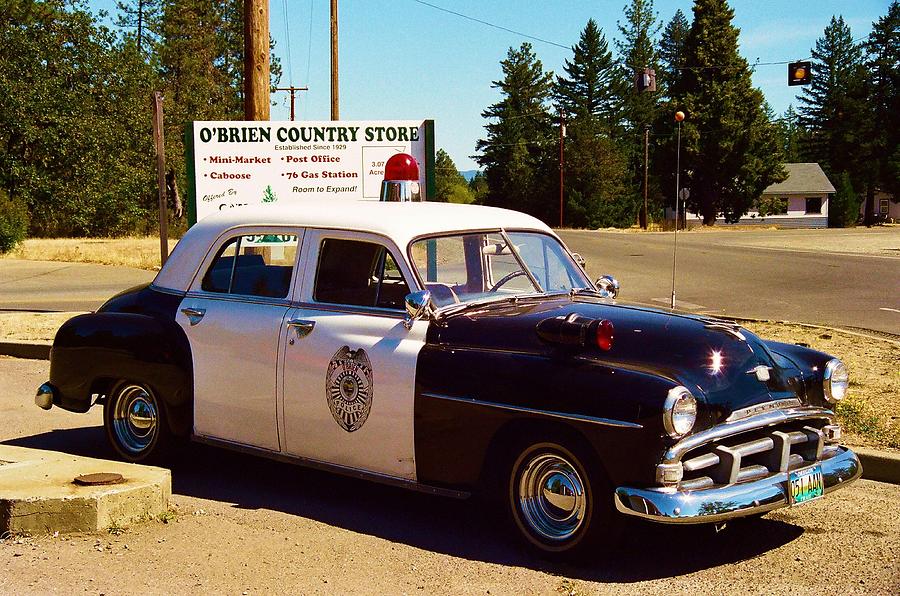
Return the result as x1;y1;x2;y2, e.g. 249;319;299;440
853;447;900;485
1;341;898;486
0;341;50;360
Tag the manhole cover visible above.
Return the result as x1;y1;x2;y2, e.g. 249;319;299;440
73;473;124;486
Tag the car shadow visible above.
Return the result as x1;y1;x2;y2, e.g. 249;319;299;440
3;427;805;582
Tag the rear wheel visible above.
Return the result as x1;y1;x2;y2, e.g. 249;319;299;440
508;440;617;557
104;381;170;463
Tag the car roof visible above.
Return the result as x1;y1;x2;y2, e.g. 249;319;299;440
153;200;554;292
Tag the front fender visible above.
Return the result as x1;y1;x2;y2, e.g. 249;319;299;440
49;312;193;436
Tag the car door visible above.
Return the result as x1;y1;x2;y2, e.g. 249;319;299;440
178;229;303;451
280;230;426;480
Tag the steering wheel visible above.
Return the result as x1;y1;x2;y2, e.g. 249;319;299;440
488;270;528;292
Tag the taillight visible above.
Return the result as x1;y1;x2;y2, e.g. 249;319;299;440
595;319;614;351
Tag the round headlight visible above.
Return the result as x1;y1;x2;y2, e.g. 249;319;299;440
823;359;849;403
664;387;697;438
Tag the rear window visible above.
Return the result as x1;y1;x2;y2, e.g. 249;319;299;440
201;234;298;298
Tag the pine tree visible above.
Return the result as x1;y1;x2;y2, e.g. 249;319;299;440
554;19;620;129
677;0;785;224
435;149;474;204
796;16;870;207
115;0;161;54
475;43;555;221
774;105;803;163
659;9;689;95
829;172;860;228
866;1;900;212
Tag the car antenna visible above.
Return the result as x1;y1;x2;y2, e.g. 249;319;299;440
671;111;686;310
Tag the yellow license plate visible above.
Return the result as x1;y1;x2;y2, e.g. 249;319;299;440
789;464;824;505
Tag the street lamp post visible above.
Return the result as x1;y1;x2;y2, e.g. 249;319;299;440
671;111;685;310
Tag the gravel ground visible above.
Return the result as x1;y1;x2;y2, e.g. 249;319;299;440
1;357;899;594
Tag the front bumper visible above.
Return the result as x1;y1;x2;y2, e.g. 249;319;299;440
614;446;861;523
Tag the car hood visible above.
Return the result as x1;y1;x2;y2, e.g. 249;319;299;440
428;294;807;423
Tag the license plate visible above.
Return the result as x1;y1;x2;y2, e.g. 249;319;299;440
788;464;824;506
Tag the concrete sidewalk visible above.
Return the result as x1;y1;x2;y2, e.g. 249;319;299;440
0;445;170;534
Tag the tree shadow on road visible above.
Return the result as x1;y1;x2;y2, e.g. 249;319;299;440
4;427;805;582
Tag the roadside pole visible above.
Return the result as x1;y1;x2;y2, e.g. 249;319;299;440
331;0;339;120
152;91;168;267
244;0;271;120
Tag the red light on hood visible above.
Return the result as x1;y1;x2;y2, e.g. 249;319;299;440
384;153;419;181
596;319;614;351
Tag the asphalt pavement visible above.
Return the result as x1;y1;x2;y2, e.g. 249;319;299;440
0;260;153;312
560;229;900;335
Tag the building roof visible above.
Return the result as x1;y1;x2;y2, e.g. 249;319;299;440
154;200;553;291
763;163;835;195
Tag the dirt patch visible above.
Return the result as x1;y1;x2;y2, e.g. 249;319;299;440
743;322;900;451
2;237;180;271
0;312;85;342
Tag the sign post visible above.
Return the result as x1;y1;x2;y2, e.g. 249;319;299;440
152;92;168;266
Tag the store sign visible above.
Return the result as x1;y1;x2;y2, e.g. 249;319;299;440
187;120;434;223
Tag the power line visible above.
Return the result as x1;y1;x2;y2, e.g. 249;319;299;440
282;0;294;86
410;0;569;50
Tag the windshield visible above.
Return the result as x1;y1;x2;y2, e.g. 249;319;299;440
409;231;592;307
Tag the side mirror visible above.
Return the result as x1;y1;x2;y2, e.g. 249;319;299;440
595;275;620;299
404;290;434;329
571;252;586;269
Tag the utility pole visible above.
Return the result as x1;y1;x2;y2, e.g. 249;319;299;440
330;0;339;120
244;0;270;120
274;86;309;121
559;115;566;228
642;124;650;229
151;92;168;267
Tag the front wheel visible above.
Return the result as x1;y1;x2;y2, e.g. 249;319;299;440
508;441;617;557
104;381;170;463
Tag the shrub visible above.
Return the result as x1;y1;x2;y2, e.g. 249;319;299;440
0;189;29;254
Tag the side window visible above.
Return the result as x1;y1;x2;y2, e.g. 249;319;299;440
314;238;410;310
201;234;299;299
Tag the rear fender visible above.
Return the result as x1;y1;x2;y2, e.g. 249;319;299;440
49;312;193;436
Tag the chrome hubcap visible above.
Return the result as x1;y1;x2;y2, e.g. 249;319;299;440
111;384;158;454
518;453;587;542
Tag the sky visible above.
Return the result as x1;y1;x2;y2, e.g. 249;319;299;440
88;0;890;170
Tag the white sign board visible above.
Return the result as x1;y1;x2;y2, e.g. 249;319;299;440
187;120;434;223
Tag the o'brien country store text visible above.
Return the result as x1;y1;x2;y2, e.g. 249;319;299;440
198;125;420;144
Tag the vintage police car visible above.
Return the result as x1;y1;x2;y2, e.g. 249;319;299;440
36;201;861;555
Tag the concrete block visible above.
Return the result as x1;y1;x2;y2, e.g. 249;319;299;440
0;445;170;535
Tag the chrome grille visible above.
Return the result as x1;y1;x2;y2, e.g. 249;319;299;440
678;420;839;490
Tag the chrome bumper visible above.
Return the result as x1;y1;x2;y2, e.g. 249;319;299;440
614;446;861;524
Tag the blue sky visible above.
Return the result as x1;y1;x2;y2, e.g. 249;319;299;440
88;0;889;170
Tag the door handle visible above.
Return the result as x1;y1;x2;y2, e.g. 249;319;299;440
181;307;206;326
287;319;315;338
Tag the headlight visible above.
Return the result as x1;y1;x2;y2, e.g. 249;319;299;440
823;359;849;403
664;386;697;438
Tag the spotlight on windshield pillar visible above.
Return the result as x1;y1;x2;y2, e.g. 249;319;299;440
788;61;812;86
675;111;685;122
380;153;422;202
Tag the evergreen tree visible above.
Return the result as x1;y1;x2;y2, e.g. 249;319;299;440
796;16;871;218
829;171;860;228
616;0;662;226
468;171;489;204
434;149;474;204
659;9;689;95
677;0;785;224
774;105;803;163
865;1;900;213
475;43;555;221
554;19;620;129
115;0;161;54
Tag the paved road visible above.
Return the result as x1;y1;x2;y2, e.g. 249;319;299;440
0;260;153;312
560;229;900;335
2;357;899;593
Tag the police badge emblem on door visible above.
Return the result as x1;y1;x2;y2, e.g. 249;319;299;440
325;346;374;432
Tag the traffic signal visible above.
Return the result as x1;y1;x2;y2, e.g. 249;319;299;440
788;61;812;86
635;68;657;93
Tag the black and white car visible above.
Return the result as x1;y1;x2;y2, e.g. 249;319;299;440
36;201;861;556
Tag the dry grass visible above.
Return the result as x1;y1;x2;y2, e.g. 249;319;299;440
3;237;180;271
0;312;86;342
744;321;900;451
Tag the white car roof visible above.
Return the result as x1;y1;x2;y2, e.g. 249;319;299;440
153;200;554;292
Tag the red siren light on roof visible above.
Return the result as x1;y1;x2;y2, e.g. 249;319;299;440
381;153;423;202
384;153;420;181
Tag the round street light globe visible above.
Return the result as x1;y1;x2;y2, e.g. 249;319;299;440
675;111;685;122
384;153;420;181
